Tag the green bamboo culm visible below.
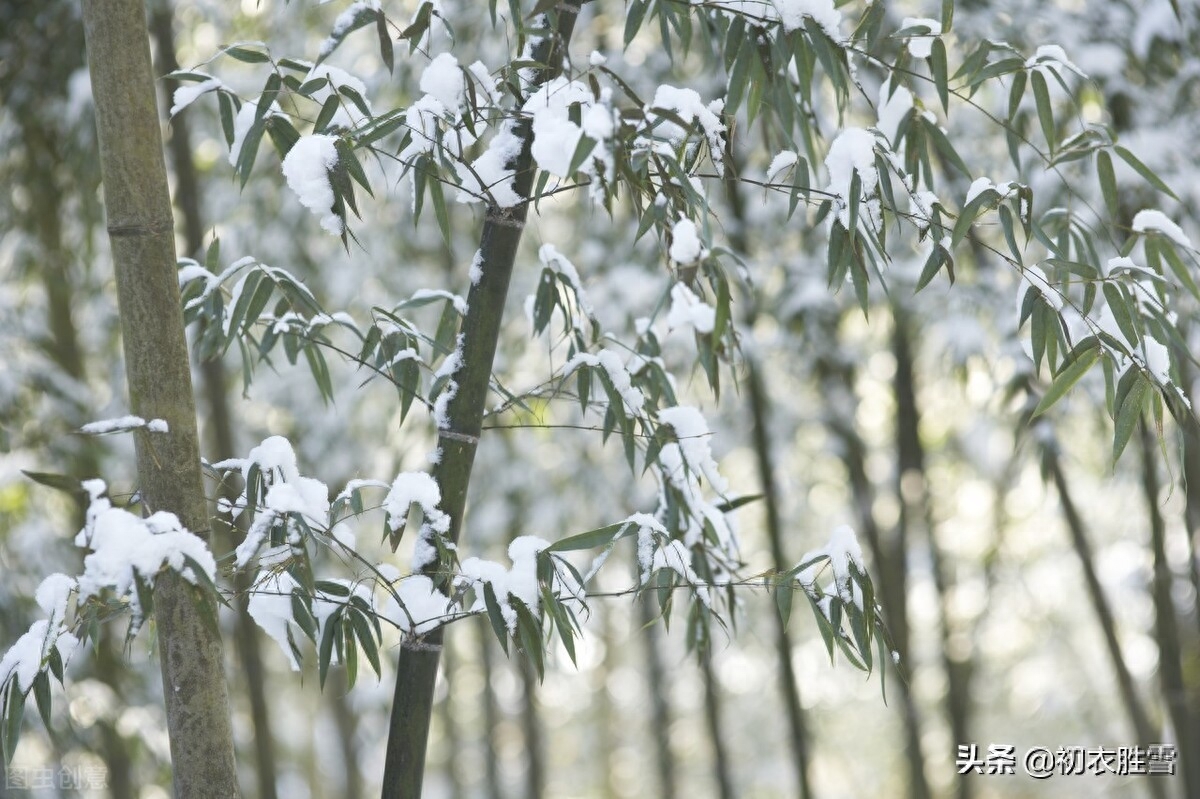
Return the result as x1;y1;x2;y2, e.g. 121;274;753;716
79;0;241;795
380;5;584;797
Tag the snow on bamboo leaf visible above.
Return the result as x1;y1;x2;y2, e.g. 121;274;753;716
0;576;79;694
646;85;726;175
381;575;454;637
384;471;451;569
282;134;343;235
773;0;843;38
1132;209;1192;249
900;17;941;59
666;282;715;334
668;218;706;265
562;349;645;417
458;536;554;632
824;128;880;232
796;524;866;608
658;406;727;494
170;76;223;117
75;480;218;609
228;436;331;569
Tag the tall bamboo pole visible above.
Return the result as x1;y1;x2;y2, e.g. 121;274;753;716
79;0;240;794
381;7;583;795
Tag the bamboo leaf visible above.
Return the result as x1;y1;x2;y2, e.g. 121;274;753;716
1112;375;1149;462
1114;145;1179;200
1030;70;1054;151
1032;343;1099;417
1096;149;1118;220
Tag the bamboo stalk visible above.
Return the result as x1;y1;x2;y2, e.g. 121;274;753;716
80;0;239;793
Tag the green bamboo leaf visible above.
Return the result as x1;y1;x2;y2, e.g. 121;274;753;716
924;119;971;177
218;91;236;146
291;591;318;642
482;582;509;654
775;579;794;626
1032;343;1099;417
1114;145;1179;200
1159;242;1200;301
33;671;52;731
1112;375;1149;462
1102;282;1140;346
1007;70;1026;121
930;37;949;114
1097;149;1118;220
940;0;954;31
257;73;282;121
4;684;26;765
1030;70;1054;151
349;610;382;677
222;44;270;63
318;613;339;688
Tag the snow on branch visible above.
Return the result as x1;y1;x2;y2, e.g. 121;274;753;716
79;416;168;435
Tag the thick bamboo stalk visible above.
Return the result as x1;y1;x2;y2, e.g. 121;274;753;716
79;0;239;794
381;9;584;795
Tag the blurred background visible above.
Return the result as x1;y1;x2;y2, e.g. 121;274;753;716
1;0;1197;797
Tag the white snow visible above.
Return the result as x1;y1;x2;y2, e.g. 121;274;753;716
523;77;616;186
75;480;217;608
563;349;645;417
228;98;280;167
824;127;879;231
35;575;75;624
1019;264;1063;311
458;536;551;632
796;524;865;607
410;288;468;315
964;177;1016;206
666;282;716;334
647;85;727;174
1142;336;1172;386
0;620;79;693
766;150;799;184
248;571;304;670
589;50;607;67
177;261;218;289
539;244;594;318
282;134;343;236
318;0;381;61
381;575;454;636
79;416;168;435
303;63;373;129
772;0;842;40
669;218;706;265
384;471;451;572
1132;209;1192;249
1025;44;1086;79
457;118;523;207
229;437;331;568
420;53;465;114
901;18;941;59
658;406;727;494
170;77;222;117
432;334;464;431
469;249;485;285
467;61;500;105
